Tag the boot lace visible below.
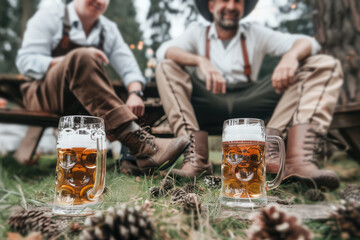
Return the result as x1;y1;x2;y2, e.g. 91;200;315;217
133;126;157;151
304;129;347;166
267;141;280;158
182;134;195;165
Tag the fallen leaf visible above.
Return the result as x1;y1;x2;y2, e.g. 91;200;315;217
7;232;22;240
7;232;42;240
70;222;82;233
136;176;141;182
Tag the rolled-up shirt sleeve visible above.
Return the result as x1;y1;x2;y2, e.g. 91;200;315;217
156;22;199;61
253;24;321;57
16;7;57;80
106;23;146;89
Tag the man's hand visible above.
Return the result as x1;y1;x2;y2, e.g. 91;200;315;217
126;81;144;117
198;57;226;94
88;47;109;64
126;94;145;117
272;53;299;94
49;56;65;69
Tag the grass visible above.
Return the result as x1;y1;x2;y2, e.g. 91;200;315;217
0;150;359;239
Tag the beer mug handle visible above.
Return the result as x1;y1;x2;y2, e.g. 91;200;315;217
87;136;106;200
265;135;285;191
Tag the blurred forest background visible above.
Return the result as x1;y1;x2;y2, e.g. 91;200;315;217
0;0;314;79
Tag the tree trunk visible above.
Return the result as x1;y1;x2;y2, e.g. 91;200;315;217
20;1;35;40
311;0;360;105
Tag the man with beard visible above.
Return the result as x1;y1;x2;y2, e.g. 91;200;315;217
16;0;190;171
155;0;344;190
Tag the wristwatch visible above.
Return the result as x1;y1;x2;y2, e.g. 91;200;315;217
129;90;144;99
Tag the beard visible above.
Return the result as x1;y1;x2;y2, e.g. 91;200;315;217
214;10;241;30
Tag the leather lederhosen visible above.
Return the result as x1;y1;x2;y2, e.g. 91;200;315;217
19;4;105;110
51;5;105;57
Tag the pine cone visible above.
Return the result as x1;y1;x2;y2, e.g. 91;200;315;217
340;184;360;202
160;178;175;192
149;187;162;198
7;209;61;239
184;193;202;213
182;182;201;194
80;205;154;240
170;188;187;204
204;176;221;189
305;189;325;202
276;197;295;205
247;205;313;240
328;201;360;239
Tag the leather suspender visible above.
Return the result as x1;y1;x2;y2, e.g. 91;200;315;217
61;5;105;50
205;26;211;59
205;26;252;82
61;5;71;49
240;33;252;82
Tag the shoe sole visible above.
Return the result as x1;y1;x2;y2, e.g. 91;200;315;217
283;174;340;191
139;140;191;173
170;164;213;178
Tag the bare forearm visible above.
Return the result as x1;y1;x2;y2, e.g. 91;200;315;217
165;47;202;66
285;39;312;61
127;81;143;92
272;39;313;93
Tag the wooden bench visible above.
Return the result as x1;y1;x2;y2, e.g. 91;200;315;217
1;74;360;164
329;103;360;160
0;74;166;164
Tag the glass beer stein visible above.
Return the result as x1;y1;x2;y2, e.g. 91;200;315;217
52;116;106;215
221;118;285;208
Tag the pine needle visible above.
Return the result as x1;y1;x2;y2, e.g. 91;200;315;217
16;184;27;210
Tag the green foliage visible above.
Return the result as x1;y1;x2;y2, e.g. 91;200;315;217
211;217;248;239
273;0;313;35
147;0;198;52
105;0;147;74
0;0;39;74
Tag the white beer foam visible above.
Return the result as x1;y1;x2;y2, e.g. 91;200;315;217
222;124;265;142
57;134;97;149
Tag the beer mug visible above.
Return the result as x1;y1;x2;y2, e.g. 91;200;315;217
221;118;285;208
52;116;106;215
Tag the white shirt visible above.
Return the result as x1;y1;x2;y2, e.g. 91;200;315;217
16;1;145;88
157;22;321;86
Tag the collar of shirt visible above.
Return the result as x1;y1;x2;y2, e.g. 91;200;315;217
67;2;103;42
207;22;244;42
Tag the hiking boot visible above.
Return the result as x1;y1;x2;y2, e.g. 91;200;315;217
265;128;282;174
117;122;190;172
171;131;213;178
283;124;340;191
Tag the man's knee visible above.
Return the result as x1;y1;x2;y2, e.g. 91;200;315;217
304;54;342;71
300;54;343;83
66;48;99;68
155;60;184;79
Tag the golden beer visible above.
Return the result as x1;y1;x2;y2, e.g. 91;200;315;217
221;118;285;208
54;147;106;206
53;115;106;215
222;140;265;199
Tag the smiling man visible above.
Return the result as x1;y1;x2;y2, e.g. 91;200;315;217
16;0;189;171
155;0;344;190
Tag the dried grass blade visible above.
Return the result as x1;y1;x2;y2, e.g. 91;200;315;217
16;184;27;210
